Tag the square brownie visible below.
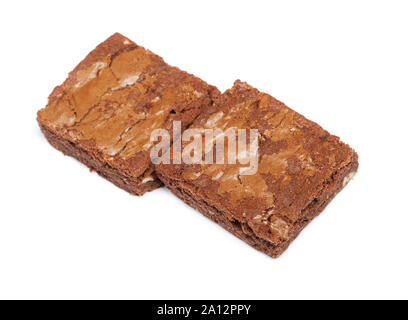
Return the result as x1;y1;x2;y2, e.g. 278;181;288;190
37;33;219;195
155;80;358;258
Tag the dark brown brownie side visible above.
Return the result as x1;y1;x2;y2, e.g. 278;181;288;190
157;152;358;257
39;122;162;194
37;33;219;195
156;81;359;257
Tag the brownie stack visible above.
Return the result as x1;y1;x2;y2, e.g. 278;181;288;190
37;33;358;258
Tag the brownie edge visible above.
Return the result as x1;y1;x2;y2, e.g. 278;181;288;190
157;153;358;258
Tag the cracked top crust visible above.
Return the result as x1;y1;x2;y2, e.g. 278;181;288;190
156;80;358;245
37;33;219;179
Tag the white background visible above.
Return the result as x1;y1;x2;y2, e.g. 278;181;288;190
1;0;407;300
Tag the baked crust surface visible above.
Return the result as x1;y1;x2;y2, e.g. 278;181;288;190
37;33;219;195
156;81;358;257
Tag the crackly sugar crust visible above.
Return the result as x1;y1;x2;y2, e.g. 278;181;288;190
156;80;359;257
37;33;219;195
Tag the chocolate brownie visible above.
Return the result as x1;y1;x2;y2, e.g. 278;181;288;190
37;33;219;195
155;80;358;258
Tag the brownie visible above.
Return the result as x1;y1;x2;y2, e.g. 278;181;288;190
155;80;358;258
37;33;219;195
